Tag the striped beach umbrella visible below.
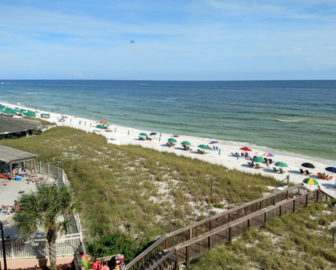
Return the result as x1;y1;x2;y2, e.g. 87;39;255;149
264;153;274;157
303;178;319;186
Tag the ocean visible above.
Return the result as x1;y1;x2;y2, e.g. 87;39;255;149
0;80;335;161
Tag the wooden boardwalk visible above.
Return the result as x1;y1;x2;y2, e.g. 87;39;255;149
125;186;332;270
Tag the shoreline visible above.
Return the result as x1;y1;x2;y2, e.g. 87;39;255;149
1;101;335;197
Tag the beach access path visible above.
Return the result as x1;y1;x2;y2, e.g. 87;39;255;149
1;101;335;198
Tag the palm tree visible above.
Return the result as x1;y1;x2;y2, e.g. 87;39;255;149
14;184;77;270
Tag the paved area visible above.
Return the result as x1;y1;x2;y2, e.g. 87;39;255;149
0;175;56;238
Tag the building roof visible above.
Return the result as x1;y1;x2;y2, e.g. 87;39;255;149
0;145;37;163
0;115;42;135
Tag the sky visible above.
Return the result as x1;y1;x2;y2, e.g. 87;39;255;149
0;0;336;80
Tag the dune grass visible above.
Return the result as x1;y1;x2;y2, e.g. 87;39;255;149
0;126;280;259
190;201;336;270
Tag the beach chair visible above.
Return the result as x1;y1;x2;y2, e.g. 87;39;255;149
305;170;310;175
273;167;278;173
255;163;260;169
197;149;206;154
279;168;284;174
300;169;304;174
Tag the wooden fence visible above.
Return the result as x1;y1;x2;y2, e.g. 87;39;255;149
148;188;332;270
125;186;332;270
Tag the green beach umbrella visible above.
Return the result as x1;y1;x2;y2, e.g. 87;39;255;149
139;132;148;137
253;156;266;163
303;178;319;186
181;141;191;146
274;162;288;168
198;144;208;149
168;138;177;143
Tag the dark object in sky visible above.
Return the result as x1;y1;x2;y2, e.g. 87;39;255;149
130;40;135;44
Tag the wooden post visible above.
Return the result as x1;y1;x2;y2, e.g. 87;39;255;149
189;228;192;240
293;200;296;212
208;236;212;249
10;161;13;180
228;213;231;222
244;206;248;215
264;212;267;223
306;194;308;206
209;221;212;231
247;219;250;228
279;205;282;216
175;250;179;270
165;237;168;249
330;228;336;248
142;256;145;265
186;246;190;267
316;190;319;202
259;200;262;209
228;227;232;242
287;190;289;199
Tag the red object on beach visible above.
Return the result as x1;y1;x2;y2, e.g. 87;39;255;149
240;147;252;151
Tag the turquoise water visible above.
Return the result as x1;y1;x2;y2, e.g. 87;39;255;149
0;80;335;160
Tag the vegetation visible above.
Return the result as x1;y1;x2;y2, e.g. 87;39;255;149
1;126;279;259
14;184;77;270
190;202;336;270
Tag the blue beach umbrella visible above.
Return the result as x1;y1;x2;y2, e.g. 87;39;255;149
150;132;157;136
209;140;219;144
326;167;336;173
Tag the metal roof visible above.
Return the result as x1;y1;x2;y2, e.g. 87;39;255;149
0;145;37;163
0;115;42;135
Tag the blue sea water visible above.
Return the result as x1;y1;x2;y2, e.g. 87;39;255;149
0;80;335;161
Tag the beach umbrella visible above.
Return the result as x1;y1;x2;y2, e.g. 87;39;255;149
326;167;336;173
168;138;177;143
240;147;252;151
139;132;148;137
198;144;208;149
181;141;191;146
301;162;315;169
209;140;219;144
253;156;265;163
303;178;319;186
274;162;288;167
150;132;157;136
263;153;274;157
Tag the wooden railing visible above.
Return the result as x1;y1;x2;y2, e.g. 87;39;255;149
125;185;306;270
148;188;333;270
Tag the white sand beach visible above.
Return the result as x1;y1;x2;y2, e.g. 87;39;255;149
1;101;335;198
